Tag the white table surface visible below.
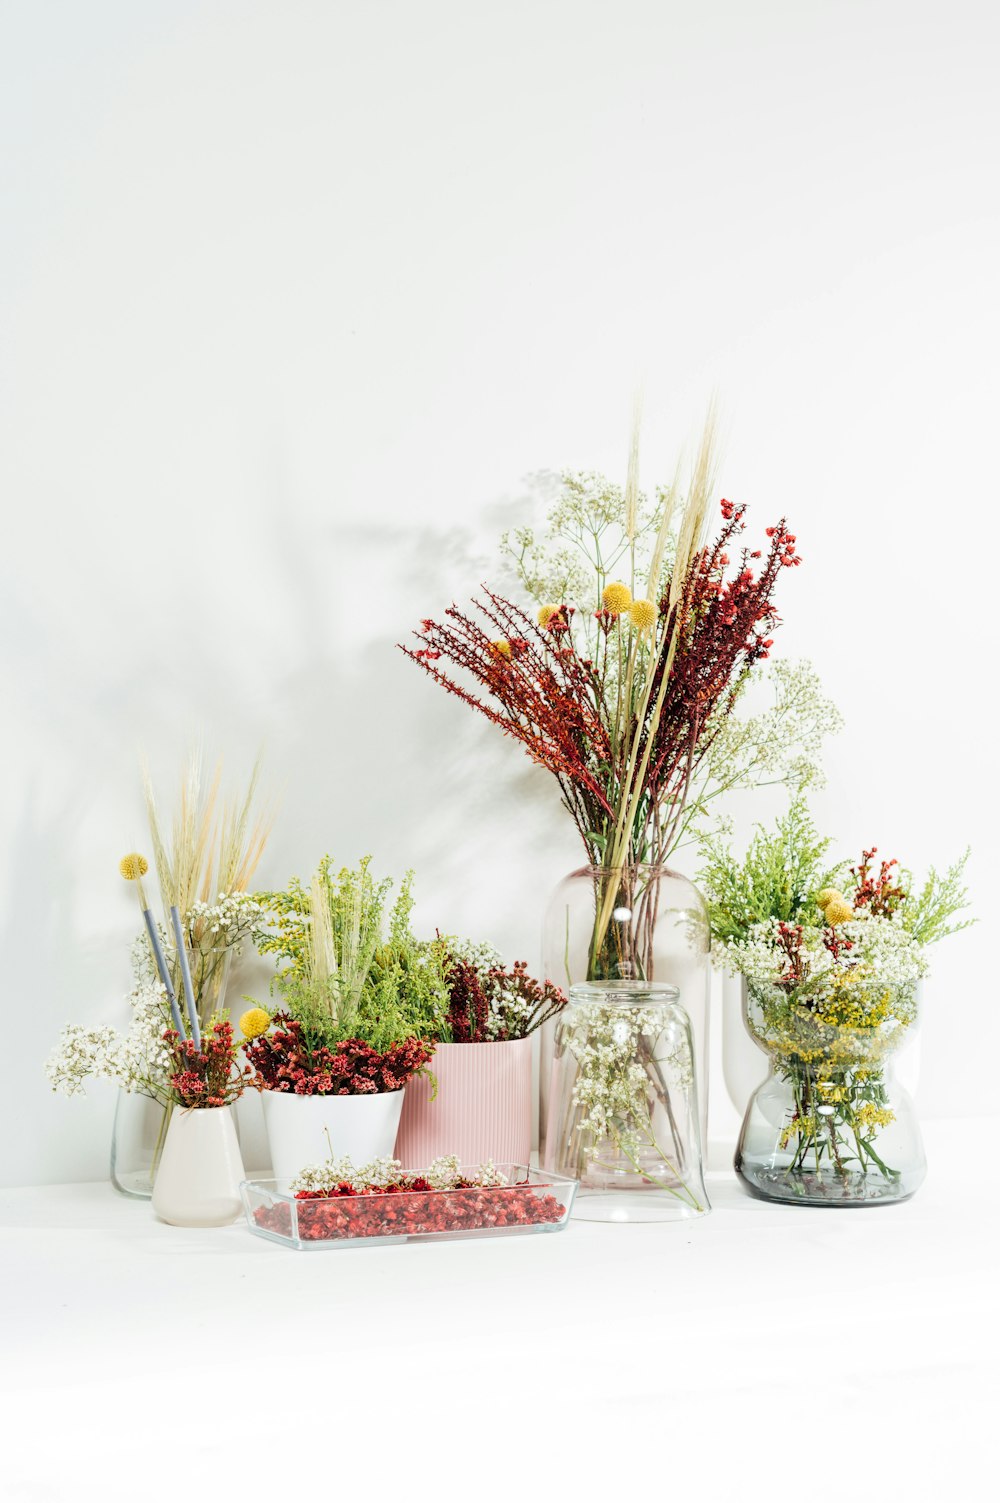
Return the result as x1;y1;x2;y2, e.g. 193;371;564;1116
2;1119;997;1503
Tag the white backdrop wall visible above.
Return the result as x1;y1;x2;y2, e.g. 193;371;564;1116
2;0;996;1187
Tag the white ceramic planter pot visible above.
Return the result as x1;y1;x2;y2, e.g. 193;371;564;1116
261;1088;405;1184
151;1105;245;1228
394;1037;533;1170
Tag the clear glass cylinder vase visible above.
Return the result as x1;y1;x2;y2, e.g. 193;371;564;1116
543;981;709;1222
541;865;710;1151
110;1092;173;1199
734;979;926;1206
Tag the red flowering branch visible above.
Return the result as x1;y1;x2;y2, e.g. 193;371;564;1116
401;498;799;868
851;848;906;917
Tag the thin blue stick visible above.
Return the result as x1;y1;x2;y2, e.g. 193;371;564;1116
142;908;186;1039
170;905;202;1049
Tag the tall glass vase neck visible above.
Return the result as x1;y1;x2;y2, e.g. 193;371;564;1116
575;863;690;983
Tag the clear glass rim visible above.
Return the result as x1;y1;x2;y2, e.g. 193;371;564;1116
569;980;680;1005
241;1164;578;1205
566;864;683;879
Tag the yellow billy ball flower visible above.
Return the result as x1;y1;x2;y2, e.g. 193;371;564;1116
490;639;512;660
628;597;657;631
601;581;632;615
239;1007;271;1040
824;898;855;926
119;852;149;881
816;888;844;910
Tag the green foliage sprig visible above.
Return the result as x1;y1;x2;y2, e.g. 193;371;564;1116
254;857;448;1053
699;801;974;957
898;850;975;947
698;798;848;946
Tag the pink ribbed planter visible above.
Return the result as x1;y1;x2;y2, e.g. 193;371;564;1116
394;1037;533;1170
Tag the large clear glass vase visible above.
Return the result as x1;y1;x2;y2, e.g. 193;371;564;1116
541;865;710;1152
543;982;709;1222
734;978;926;1206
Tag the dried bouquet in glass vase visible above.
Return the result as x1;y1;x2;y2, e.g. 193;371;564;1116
402;411;821;1145
707;812;972;1205
45;754;270;1199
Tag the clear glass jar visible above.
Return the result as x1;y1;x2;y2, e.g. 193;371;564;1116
543;981;709;1222
541;865;710;1151
186;947;233;1031
110;1092;173;1198
735;978;926;1206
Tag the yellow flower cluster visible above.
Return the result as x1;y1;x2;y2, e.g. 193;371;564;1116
239;1007;271;1040
816;888;854;925
537;604;558;627
780;1114;817;1150
601;581;632;615
819;971;896;1031
855;1103;895;1134
119;852;149;881
628;597;657;631
490;639;512;660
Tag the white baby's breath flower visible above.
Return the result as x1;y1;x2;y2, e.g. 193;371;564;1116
425;1155;463;1190
45;982;174;1101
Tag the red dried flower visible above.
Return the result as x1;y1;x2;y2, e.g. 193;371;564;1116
401;500;799;865
166;1017;249;1109
244;1016;433;1097
253;1176;567;1241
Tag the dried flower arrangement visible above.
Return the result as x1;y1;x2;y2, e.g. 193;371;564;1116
165;1016;252;1109
707;805;973;1191
245;857;448;1094
46;756;268;1113
438;942;566;1043
250;1154;567;1242
402;415;813;978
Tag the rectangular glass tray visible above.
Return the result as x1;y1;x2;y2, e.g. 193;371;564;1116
241;1165;578;1250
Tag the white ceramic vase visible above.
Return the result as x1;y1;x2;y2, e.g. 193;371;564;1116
261;1088;405;1184
151;1105;245;1227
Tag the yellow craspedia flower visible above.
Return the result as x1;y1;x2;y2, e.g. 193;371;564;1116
628;597;657;631
816;888;844;910
537;604;559;627
119;852;149;881
239;1007;271;1040
824;898;855;926
490;639;512;660
601;581;632;615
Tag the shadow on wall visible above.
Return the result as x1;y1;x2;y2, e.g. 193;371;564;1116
11;779;126;1186
7;486;581;1187
258;501;578;951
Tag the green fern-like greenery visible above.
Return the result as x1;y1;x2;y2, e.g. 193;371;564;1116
699;801;974;953
254;857;448;1053
898;849;974;947
697;798;849;945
